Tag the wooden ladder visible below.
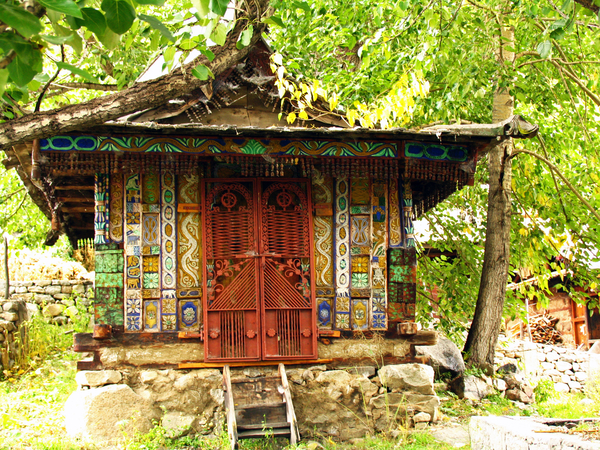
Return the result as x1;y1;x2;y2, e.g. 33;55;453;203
223;363;300;449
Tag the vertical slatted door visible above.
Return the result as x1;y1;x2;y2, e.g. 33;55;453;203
204;181;260;361
260;180;317;360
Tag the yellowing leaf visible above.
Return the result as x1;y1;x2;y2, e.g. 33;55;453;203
287;112;296;124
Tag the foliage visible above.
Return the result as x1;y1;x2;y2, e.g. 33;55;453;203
3;246;90;281
0;166;48;249
266;0;600;339
3;292;93;380
0;350;81;449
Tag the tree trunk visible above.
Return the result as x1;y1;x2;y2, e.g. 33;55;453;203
463;26;514;373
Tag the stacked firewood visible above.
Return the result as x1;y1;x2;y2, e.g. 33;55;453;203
529;313;563;345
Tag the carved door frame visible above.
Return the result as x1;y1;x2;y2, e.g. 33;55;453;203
202;178;317;362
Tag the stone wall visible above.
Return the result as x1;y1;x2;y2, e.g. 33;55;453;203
64;363;440;444
495;338;600;393
0;280;93;371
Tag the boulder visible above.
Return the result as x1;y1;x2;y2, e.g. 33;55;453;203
162;412;196;437
43;303;64;317
415;337;465;376
378;364;435;395
26;303;40;320
554;382;570;393
76;370;122;387
496;363;519;375
505;387;534;404
64;384;161;443
448;375;492;401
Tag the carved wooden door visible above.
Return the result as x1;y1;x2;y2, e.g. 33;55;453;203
259;180;316;360
204;180;260;361
204;179;316;362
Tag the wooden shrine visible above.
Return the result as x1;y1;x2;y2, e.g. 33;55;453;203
5;42;538;367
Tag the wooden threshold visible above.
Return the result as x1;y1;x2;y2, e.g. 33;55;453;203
179;358;333;369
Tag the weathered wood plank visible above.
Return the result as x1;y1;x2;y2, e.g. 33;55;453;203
279;363;300;445
179;358;333;369
223;365;238;450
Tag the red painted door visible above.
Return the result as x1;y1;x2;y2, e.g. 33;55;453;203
204;180;260;361
203;179;316;362
259;180;317;360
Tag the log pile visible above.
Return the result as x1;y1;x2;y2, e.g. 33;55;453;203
529;313;563;345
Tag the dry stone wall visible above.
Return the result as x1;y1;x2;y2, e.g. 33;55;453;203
65;363;440;444
495;338;599;393
0;280;93;371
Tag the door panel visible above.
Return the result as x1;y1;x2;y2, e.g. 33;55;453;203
260;181;316;360
203;178;317;362
205;181;260;361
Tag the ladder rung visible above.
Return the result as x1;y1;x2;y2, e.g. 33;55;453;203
238;422;290;430
237;429;291;438
236;401;286;410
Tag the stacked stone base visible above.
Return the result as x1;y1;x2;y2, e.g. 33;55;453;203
65;364;440;444
495;338;599;393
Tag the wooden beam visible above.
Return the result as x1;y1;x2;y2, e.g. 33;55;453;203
54;185;94;190
57;197;94;203
179;359;333;369
62;206;95;213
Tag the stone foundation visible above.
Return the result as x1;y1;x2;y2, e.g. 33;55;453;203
0;280;93;371
65;363;440;444
471;416;599;450
495;338;600;393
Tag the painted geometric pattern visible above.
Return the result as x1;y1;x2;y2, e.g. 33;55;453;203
109;174;124;243
94;173;110;245
160;171;177;330
402;181;415;248
350;178;370;205
177;175;201;291
142;172;160;204
371;181;388;329
311;173;334;294
387;247;417;323
334;178;350;329
179;299;200;331
144;300;159;332
40;135;400;158
124;174;141;331
388;178;402;248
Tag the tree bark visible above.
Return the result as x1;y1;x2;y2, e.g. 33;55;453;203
0;1;270;151
463;25;515;373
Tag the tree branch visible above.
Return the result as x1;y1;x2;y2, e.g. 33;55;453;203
0;50;16;70
508;148;600;224
48;82;119;92
0;0;270;151
574;0;599;13
0;187;25;204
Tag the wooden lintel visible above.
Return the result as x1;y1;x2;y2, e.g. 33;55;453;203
54;185;94;190
57;197;94;203
318;329;341;337
179;359;333;369
73;331;200;352
62;206;95;213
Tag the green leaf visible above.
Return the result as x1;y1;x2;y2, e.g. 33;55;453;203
209;0;228;16
292;1;311;12
200;48;215;61
55;61;99;82
263;15;284;27
36;0;82;19
97;28;120;50
209;23;227;45
39;34;72;45
236;25;253;49
191;0;210;17
0;69;9;99
192;64;214;80
66;30;83;53
138;14;174;42
549;28;565;40
78;8;107;36
0;3;43;38
536;40;552;59
134;0;165;5
101;0;136;35
8;55;39;86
